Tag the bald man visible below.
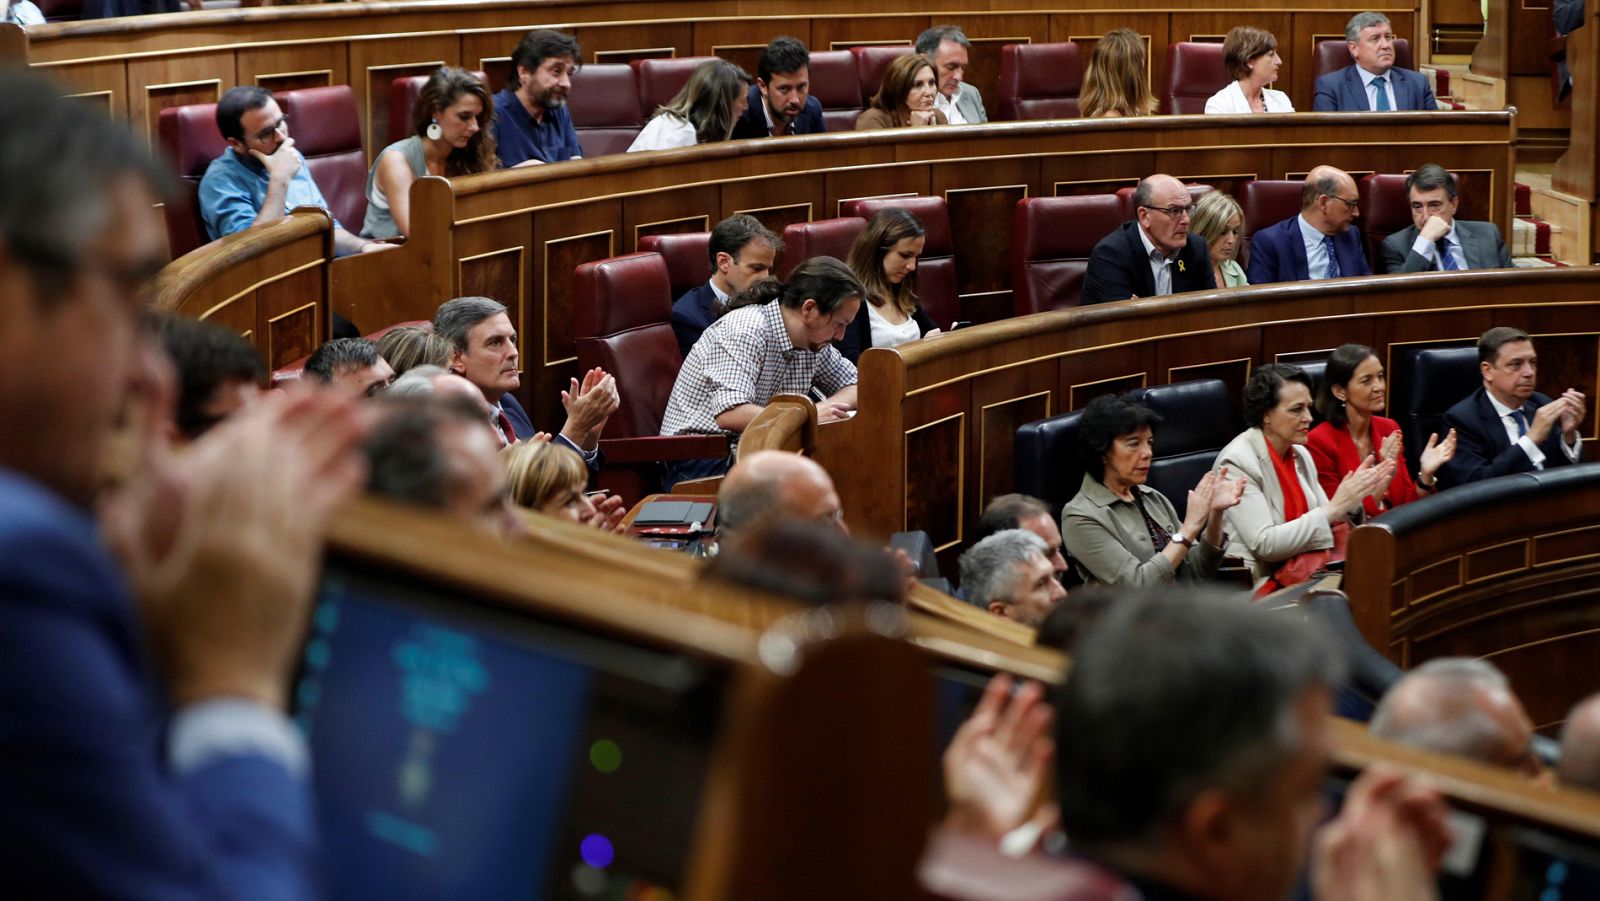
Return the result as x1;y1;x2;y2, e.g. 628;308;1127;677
1246;165;1372;285
716;449;845;538
1081;173;1217;304
1369;657;1543;777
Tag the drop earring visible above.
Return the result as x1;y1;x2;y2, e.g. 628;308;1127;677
426;119;442;140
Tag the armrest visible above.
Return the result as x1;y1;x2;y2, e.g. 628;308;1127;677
599;434;730;463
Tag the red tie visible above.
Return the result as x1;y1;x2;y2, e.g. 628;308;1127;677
496;408;517;445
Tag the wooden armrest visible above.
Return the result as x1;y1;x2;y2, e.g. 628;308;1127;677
599;434;729;463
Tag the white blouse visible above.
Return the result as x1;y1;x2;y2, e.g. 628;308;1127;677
1204;80;1295;114
627;114;698;152
867;301;923;350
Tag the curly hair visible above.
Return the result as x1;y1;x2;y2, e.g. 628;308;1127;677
414;67;499;176
1076;394;1163;482
1242;363;1313;430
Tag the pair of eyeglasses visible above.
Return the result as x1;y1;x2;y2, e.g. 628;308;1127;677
1140;203;1194;219
1323;194;1360;211
253;115;288;143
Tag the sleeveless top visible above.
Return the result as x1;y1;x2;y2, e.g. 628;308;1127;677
362;136;428;239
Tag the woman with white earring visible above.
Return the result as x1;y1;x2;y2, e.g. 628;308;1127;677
363;67;500;239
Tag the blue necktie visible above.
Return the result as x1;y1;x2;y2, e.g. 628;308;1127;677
1323;234;1341;279
1436;238;1459;271
1373;75;1391;111
1512;408;1528;438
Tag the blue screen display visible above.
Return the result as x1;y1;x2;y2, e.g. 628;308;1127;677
296;577;593;899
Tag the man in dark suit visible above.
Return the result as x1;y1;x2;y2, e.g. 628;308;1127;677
1380;164;1512;273
433;295;616;470
1313;11;1438;111
1;72;368;895
672;214;781;357
1438;326;1587;488
1246;165;1372;285
1081;174;1217;304
731;37;827;139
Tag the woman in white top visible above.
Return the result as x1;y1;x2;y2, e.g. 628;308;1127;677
1204;26;1294;114
627;59;752;152
835;207;943;364
364;67;498;238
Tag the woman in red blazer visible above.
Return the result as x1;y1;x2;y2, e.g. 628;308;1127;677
1308;344;1458;517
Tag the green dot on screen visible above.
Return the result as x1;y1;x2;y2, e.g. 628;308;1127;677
589;739;622;773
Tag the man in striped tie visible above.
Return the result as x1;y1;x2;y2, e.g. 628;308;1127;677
1379;164;1512;273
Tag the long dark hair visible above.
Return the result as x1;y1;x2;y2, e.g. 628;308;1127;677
723;255;865;316
413;67;499;176
847;207;925;317
1313;343;1378;427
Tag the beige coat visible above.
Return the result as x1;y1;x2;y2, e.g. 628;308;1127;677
1061;473;1222;588
1214;428;1335;588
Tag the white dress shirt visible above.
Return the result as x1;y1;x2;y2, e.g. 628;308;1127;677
1136;222;1177;296
627;114;697;152
1410;222;1465;270
1485;391;1582;468
1357;66;1397;111
1203;80;1295;114
934;90;967;124
1297;215;1335;279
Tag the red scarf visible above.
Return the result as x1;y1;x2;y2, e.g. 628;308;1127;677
1268;442;1308;523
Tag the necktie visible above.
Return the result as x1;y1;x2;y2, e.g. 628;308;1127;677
1373;75;1391;111
1511;408;1528;439
1322;235;1341;279
1151;248;1172;296
1436;237;1459;271
496;408;517;446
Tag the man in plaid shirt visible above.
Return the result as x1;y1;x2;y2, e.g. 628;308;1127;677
660;256;864;486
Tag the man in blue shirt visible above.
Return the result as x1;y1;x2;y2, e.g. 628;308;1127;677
494;29;585;167
199;85;383;255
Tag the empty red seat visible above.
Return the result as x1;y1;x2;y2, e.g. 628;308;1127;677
850;45;914;104
637;231;712;301
157;101;227;258
838;196;959;329
1359;173;1414;270
1313;38;1414;82
781;218;867;275
1161;42;1229;115
275;85;367;234
809;50;865;132
569;63;645;157
998;42;1085;121
387;70;489;146
1239;179;1304;264
632;56;719;119
1011;194;1126;315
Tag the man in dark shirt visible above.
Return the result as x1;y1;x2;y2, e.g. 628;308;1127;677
493;29;584;167
731;36;827;139
671;214;781;357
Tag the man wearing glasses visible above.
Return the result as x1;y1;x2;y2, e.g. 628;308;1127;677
1082;174;1217;304
1246;165;1372;285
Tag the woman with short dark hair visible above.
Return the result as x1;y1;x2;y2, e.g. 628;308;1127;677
1205;26;1293;114
1060;393;1242;588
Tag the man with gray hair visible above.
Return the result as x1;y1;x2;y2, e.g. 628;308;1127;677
957;529;1066;626
433;295;617;471
1246;165;1372;285
914;25;988;124
1369;657;1543;776
1313;11;1438;111
1379;163;1511;273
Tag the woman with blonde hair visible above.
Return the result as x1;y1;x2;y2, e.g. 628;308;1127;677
502;439;622;530
628;58;753;151
364;67;498;239
836;207;942;364
1189;191;1248;287
374;325;453;377
1079;29;1157;118
856;53;948;129
1204;26;1293;114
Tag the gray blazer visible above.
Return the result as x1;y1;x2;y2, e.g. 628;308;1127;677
950;81;988;123
1379;219;1512;274
1061;473;1222;588
1214;429;1335;588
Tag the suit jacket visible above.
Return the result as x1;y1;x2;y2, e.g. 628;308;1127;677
1060;473;1222;588
1438;387;1574;488
1080;220;1217;304
947;81;989;123
500;392;604;472
730;87;826;139
0;467;316;897
1379;219;1512;273
1312;64;1438;111
672;282;720;359
834;300;937;364
1215;428;1336;588
1245;215;1372;285
1306;416;1420;517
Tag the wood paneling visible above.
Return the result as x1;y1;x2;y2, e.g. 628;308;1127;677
905;412;964;550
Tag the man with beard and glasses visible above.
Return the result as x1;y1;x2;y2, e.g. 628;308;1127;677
493;29;584;167
731;37;827;139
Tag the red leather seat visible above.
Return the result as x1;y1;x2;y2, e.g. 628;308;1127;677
1161;42;1229;115
157;101;227;258
1239;179;1304;264
1359;173;1413;270
838;196;959;329
809;50;865;132
781;218;867;275
1011;194;1125;315
573;252;731;504
637;232;712;301
276;85;367;234
998;42;1084;121
632;56;719;119
850;45;914;103
387;70;489;146
1114;183;1214;220
1313;38;1414;82
569;63;645;157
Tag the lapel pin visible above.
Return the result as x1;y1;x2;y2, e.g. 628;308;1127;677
1177;260;1186;273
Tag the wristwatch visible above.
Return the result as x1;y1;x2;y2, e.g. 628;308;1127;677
1171;531;1194;548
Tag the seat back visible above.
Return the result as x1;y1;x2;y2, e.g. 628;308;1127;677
387;70;489;146
838;195;958;329
157;101;227;257
1396;345;1480;476
808;50;865;131
1239;179;1305;263
1313;38;1414;83
782;217;867;274
998;42;1084;121
851;45;915;102
637;232;712;301
572;252;682;439
1010;194;1125;315
1358;173;1412;270
1014;409;1089;522
1129;379;1236;520
1161;42;1229;115
276;85;367;232
632;56;719;119
569;63;645;157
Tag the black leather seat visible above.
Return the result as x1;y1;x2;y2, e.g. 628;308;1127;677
1013;409;1088;523
1395;346;1479;477
1128;379;1237;520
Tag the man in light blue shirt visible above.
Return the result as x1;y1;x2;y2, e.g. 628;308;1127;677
199;86;383;255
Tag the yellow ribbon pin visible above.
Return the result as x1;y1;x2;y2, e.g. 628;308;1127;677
1177;260;1186;273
